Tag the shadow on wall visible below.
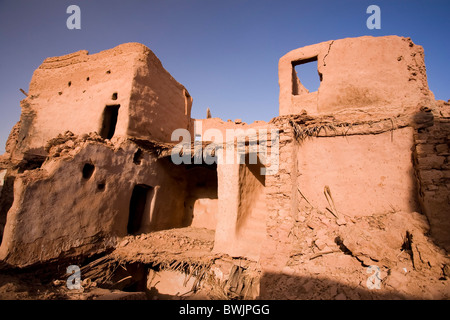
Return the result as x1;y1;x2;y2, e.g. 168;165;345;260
260;272;420;300
412;106;450;251
236;160;266;233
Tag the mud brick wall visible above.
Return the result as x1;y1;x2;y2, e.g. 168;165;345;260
413;103;450;251
260;125;298;298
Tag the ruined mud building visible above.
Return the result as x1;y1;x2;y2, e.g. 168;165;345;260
0;36;449;299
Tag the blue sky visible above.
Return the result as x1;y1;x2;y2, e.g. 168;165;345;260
0;0;449;154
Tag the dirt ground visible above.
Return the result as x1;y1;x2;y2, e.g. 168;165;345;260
0;227;223;300
1;224;449;300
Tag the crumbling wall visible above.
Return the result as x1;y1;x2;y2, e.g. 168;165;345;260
413;101;450;251
0;133;189;267
260;127;297;279
14;46;135;158
10;43;191;162
196;117;268;133
279;36;435;118
0;42;198;267
259;117;449;299
262;35;448;299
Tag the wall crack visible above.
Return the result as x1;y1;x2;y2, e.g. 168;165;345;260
322;40;334;67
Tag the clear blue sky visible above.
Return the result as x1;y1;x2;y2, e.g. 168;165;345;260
1;0;449;154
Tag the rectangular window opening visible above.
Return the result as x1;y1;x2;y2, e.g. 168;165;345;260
292;57;321;95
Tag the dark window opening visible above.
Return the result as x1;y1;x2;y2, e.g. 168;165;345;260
97;182;106;191
82;163;95;179
99;104;120;140
128;184;152;235
86;77;90;81
133;149;143;165
106;70;111;74
112;92;118;100
68;81;72;87
292;57;321;94
17;156;46;173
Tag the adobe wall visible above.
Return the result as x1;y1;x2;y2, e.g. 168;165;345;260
9;43;191;162
201;118;278;261
194;118;270;146
271;36;448;278
259;116;449;299
13;45;135;159
128;46;193;142
0;134;190;267
261;115;423;241
297;127;419;217
279;36;435;118
184;166;218;230
214;162;269;261
413;101;450;251
190;198;218;229
259;128;297;273
260;36;449;298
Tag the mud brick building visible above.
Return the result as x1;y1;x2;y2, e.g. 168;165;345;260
0;36;448;300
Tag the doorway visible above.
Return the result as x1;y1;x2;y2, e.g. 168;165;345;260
100;104;120;139
128;184;153;235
